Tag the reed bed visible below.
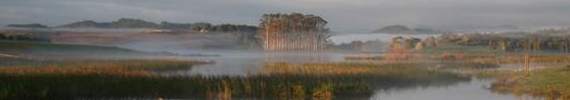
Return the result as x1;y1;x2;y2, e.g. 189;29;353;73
262;62;499;76
0;74;378;100
262;62;434;75
0;59;209;75
0;73;469;100
0;60;472;100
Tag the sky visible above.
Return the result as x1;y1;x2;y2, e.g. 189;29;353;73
1;0;570;33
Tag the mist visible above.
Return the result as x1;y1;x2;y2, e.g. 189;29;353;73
115;33;254;53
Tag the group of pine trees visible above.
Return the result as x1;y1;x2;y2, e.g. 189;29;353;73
388;36;423;51
258;13;330;51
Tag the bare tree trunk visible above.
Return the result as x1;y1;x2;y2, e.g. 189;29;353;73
525;51;531;76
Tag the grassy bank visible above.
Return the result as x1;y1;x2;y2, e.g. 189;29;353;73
492;67;570;100
0;40;163;59
0;40;136;53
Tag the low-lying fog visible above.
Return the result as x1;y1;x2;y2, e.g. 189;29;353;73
329;33;436;45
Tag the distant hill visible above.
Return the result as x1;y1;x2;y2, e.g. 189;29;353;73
372;25;440;34
110;18;159;28
60;19;202;29
7;23;49;28
60;18;159;28
55;18;259;32
373;25;410;33
60;20;110;28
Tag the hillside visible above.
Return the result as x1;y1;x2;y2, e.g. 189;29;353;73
58;18;258;32
110;18;159;28
373;25;411;33
59;20;111;28
0;40;163;59
373;25;440;34
59;18;159;28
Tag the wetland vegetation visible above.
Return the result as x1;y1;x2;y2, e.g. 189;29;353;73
492;65;570;100
0;57;474;100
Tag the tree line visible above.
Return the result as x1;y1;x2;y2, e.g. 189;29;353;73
405;28;570;52
58;18;259;33
329;40;386;52
0;33;51;42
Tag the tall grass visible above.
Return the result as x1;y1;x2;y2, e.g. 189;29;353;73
0;74;469;100
0;59;209;75
262;62;499;76
0;60;471;100
0;74;378;100
262;62;435;75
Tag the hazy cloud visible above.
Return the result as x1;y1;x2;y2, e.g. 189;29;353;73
1;0;570;32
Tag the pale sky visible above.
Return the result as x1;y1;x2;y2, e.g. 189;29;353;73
1;0;570;32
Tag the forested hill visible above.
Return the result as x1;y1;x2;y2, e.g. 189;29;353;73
372;25;440;34
59;18;160;28
57;18;258;33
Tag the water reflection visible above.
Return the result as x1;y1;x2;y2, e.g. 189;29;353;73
371;79;522;100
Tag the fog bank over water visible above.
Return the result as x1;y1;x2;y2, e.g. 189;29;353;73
2;0;570;32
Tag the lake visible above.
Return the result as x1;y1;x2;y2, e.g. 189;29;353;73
113;33;540;100
142;50;535;100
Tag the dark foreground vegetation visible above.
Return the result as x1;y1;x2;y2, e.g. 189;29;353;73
0;58;205;99
0;58;471;100
0;74;376;100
